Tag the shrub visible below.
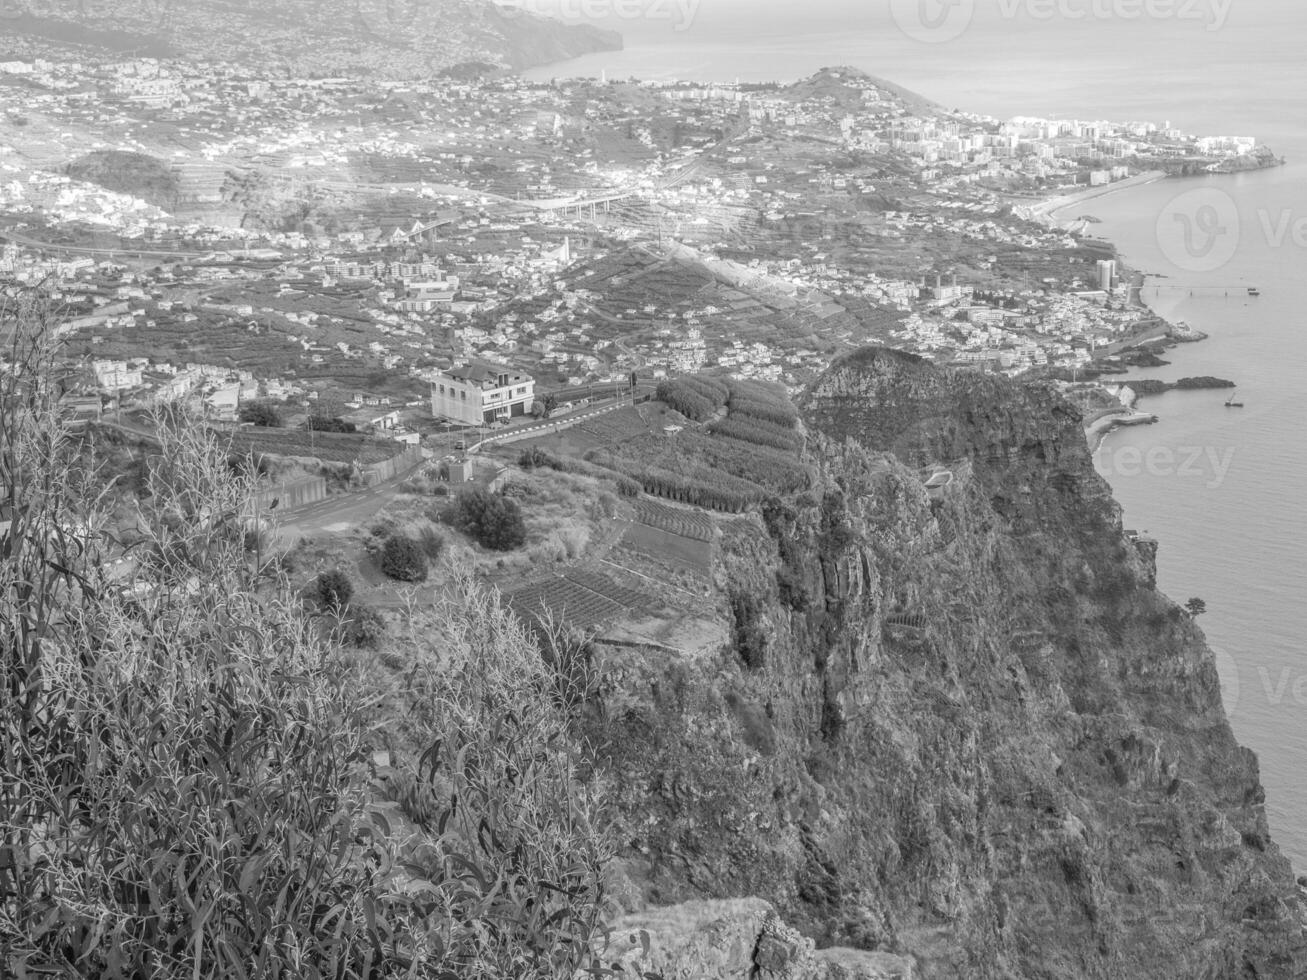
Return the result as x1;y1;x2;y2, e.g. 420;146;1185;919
518;445;551;469
615;476;641;498
417;525;445;559
452;488;528;551
0;310;393;977
343;601;387;649
238;399;281;427
316;567;354;610
558;525;590;559
0;298;628;980
730;590;768;670
777;564;811;611
393;576;614;975
380;533;429;582
307;415;356;433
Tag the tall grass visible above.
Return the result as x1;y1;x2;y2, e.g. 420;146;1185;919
0;293;653;980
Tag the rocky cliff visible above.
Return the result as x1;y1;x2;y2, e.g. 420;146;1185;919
592;348;1305;978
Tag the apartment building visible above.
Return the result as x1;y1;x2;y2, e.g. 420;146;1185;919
430;361;535;425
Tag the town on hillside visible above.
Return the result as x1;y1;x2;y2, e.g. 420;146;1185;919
1;56;1273;584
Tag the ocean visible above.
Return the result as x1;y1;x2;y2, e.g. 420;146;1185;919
526;0;1307;867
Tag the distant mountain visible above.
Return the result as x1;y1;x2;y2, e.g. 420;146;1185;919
0;0;622;76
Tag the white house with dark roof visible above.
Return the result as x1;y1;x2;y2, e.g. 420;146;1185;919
430;361;535;426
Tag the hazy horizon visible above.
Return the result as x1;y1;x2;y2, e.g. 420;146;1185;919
522;0;1307;144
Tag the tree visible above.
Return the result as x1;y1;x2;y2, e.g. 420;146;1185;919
307;415;356;433
239;399;281;427
379;533;429;582
1186;597;1207;617
316;567;354;610
452;488;528;551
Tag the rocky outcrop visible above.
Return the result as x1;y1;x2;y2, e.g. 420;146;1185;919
590;348;1306;978
605;899;914;979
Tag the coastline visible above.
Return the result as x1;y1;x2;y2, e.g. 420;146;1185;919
1027;171;1208;450
1084;408;1159;452
1025;169;1169;226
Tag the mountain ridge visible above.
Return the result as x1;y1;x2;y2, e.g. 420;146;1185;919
0;0;622;75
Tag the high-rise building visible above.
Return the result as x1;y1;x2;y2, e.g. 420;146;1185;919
1096;259;1116;292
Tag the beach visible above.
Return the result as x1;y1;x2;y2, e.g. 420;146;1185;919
1035;169;1169;224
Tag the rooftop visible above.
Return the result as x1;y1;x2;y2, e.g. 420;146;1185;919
443;360;532;387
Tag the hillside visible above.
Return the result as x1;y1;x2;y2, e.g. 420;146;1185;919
6;302;1305;976
784;66;940;116
579;350;1307;977
65;150;182;211
0;0;622;76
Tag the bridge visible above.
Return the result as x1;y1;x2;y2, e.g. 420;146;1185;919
521;190;643;221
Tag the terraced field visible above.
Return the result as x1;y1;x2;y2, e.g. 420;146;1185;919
505;568;655;630
633;499;714;542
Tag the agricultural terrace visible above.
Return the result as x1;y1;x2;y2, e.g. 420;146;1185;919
504;568;658;631
509;376;811;513
585;375;812;513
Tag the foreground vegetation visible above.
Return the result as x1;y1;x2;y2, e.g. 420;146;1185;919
0;298;651;979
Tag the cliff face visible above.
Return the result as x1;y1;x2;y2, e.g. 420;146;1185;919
595;348;1305;978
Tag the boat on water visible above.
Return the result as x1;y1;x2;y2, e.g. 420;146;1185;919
1225;389;1244;408
1248;287;1261;296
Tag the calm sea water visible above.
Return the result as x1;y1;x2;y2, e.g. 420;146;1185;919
529;1;1307;866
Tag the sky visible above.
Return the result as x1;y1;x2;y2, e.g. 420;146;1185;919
512;0;1307;139
521;0;1305;48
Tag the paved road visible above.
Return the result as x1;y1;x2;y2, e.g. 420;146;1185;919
274;456;427;539
467;399;639;453
0;229;208;260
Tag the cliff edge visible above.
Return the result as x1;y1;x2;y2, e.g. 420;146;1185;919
592;348;1305;978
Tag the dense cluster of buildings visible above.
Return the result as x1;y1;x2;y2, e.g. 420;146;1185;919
0;56;1265;430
